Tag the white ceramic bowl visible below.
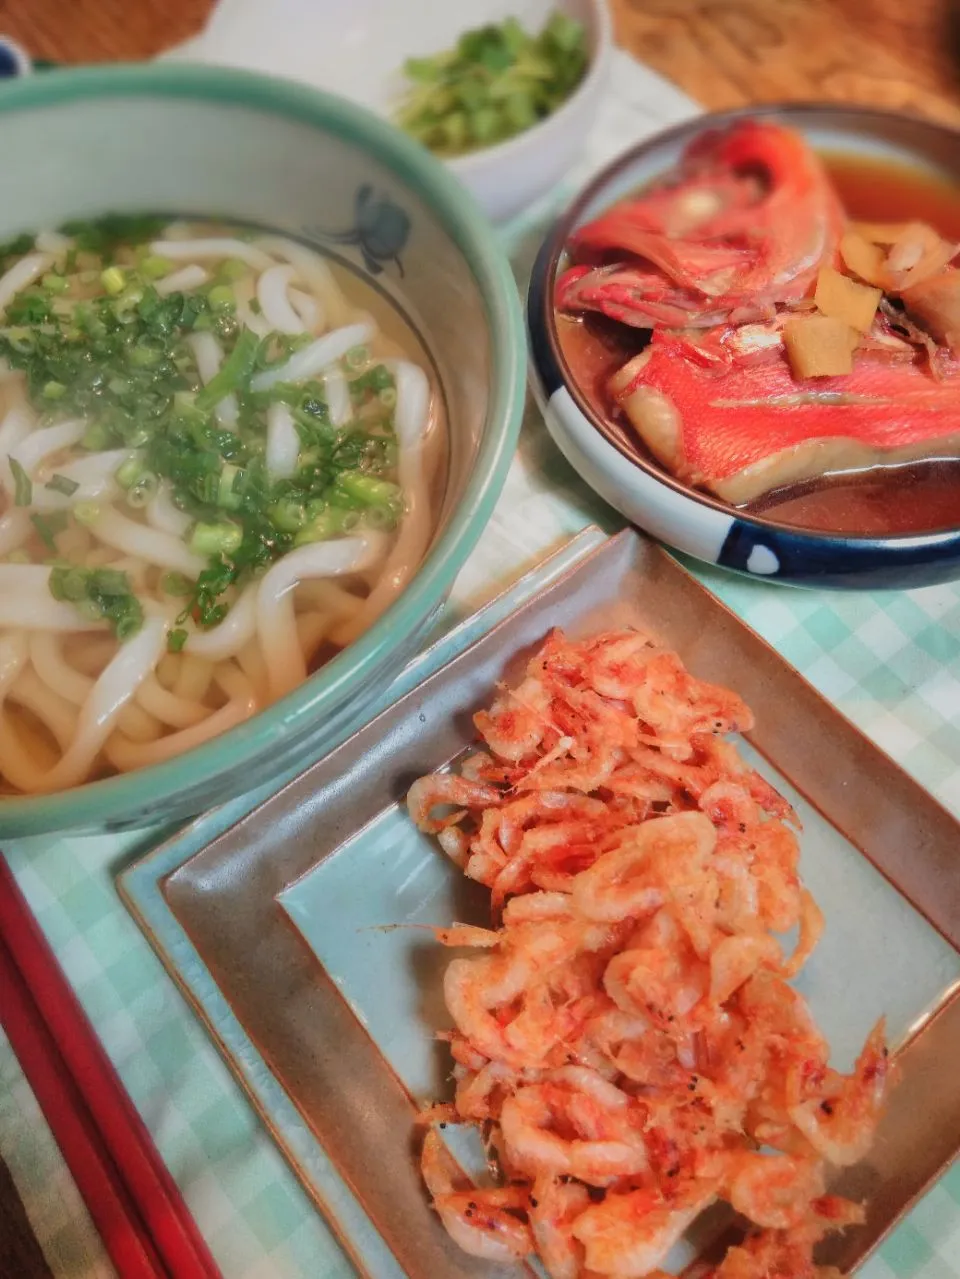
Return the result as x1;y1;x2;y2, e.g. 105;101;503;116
0;62;526;836
176;0;613;223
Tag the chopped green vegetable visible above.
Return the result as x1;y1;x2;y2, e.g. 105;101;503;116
125;473;159;508
394;11;588;156
176;557;235;629
31;511;68;552
189;520;243;557
160;571;193;597
0;214;406;633
49;564;144;639
219;258;249;282
294;503;361;545
116;457;150;490
8;457;32;506
167;627;189;653
45;473;80;497
101;266;126;295
207;284;235;312
139;254;174;280
195;328;259;409
335;471;401;509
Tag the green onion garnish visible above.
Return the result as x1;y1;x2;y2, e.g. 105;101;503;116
394;11;588;157
45;473;80;497
48;564;144;639
31;511;68;552
9;457;32;506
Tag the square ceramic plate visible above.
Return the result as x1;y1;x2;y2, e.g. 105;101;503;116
119;529;960;1279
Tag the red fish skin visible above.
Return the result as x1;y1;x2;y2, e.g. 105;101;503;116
563;121;844;328
555;263;749;330
621;332;960;494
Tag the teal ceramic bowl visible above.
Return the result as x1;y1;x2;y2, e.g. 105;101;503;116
0;63;525;837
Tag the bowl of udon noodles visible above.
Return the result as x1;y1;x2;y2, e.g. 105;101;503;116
0;63;525;836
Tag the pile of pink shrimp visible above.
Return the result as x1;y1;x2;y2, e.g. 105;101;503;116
407;628;891;1279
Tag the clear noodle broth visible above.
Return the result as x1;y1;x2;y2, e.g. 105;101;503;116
0;218;446;795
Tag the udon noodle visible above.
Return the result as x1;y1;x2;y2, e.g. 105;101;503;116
0;218;443;794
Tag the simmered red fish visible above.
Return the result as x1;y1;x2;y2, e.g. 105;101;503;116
557;119;960;503
613;332;960;503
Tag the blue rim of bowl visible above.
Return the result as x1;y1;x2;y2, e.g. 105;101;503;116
0;37;32;78
527;102;960;587
0;61;526;833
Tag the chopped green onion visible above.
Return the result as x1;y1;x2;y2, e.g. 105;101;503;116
294;505;361;545
115;611;143;641
92;568;130;596
77;598;103;621
343;344;370;372
335;471;402;508
116;457;150;490
81;423;111;451
189;520;243;557
195;328;259;410
129;342;165;368
139;254;174;279
161;571;194;597
216;462;243;511
48;564;144;640
269;498;307;533
125;473;159;508
219;258;249;282
8;457;32;506
167;627;188;653
31;511;68;552
45;473;80;497
207;284;235;312
100;265;126;295
0;216;411;642
393;11;587;157
48;567;85;601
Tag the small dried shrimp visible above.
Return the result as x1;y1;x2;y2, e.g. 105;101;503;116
408;628;891;1277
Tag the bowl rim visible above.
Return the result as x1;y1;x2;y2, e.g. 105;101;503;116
0;60;527;834
531;100;960;547
447;0;614;177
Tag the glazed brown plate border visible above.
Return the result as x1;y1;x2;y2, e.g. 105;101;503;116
121;530;960;1277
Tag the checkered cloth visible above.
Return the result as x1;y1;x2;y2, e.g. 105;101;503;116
2;49;958;1279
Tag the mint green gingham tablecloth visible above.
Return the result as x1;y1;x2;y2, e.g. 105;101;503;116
2;49;958;1279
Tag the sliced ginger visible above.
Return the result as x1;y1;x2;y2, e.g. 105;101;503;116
784;314;859;379
814;265;882;333
839;232;887;288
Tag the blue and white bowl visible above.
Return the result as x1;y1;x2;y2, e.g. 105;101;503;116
527;104;960;589
0;35;32;79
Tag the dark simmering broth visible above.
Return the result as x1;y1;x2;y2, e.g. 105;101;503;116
557;150;960;536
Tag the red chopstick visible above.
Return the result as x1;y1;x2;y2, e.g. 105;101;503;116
0;854;223;1279
0;933;167;1279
